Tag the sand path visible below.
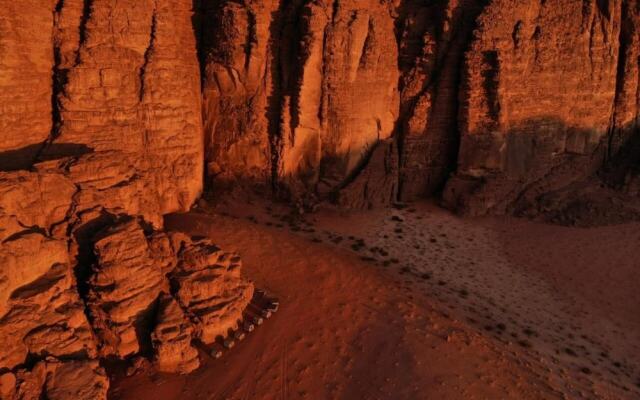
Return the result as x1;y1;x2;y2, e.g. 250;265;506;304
111;200;640;399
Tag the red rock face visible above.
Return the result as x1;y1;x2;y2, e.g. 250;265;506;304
51;0;204;216
196;0;639;212
396;0;487;199
199;0;400;200
0;1;55;171
0;0;201;223
443;0;640;215
1;0;638;212
0;2;244;397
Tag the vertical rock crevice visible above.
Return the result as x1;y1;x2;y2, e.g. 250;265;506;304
244;7;257;72
140;3;159;102
76;0;94;66
266;1;293;193
47;3;68;156
607;0;638;160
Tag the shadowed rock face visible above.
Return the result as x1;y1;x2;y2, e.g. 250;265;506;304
443;0;640;216
0;0;639;397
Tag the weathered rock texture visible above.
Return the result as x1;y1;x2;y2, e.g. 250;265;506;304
86;220;252;368
171;234;254;343
0;1;55;171
194;0;639;215
0;175;253;397
1;0;639;212
87;220;171;359
0;172;97;371
0;360;109;400
1;0;203;219
152;294;200;374
0;2;250;397
396;0;487;199
443;0;640;216
198;0;400;201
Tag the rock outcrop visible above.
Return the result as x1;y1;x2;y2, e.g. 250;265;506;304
0;232;97;370
0;175;253;397
0;172;97;372
87;220;171;358
152;294;200;374
85;219;253;366
0;0;248;391
0;360;109;400
171;235;254;343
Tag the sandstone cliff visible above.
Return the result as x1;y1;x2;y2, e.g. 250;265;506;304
1;0;638;213
194;0;639;214
443;0;640;216
198;0;400;203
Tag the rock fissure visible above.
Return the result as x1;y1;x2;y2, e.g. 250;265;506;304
139;3;158;102
76;0;94;66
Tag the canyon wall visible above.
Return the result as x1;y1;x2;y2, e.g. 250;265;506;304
0;1;248;398
443;0;640;216
198;0;400;205
196;0;639;212
1;0;639;398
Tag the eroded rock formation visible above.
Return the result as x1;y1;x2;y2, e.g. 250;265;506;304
0;360;109;400
1;1;638;212
198;0;400;201
194;0;639;215
152;294;200;374
87;220;171;359
0;173;253;397
171;234;254;343
0;1;250;398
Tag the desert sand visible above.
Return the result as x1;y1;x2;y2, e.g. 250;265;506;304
110;199;640;400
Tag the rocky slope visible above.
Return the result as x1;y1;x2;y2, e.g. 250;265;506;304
0;0;639;398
